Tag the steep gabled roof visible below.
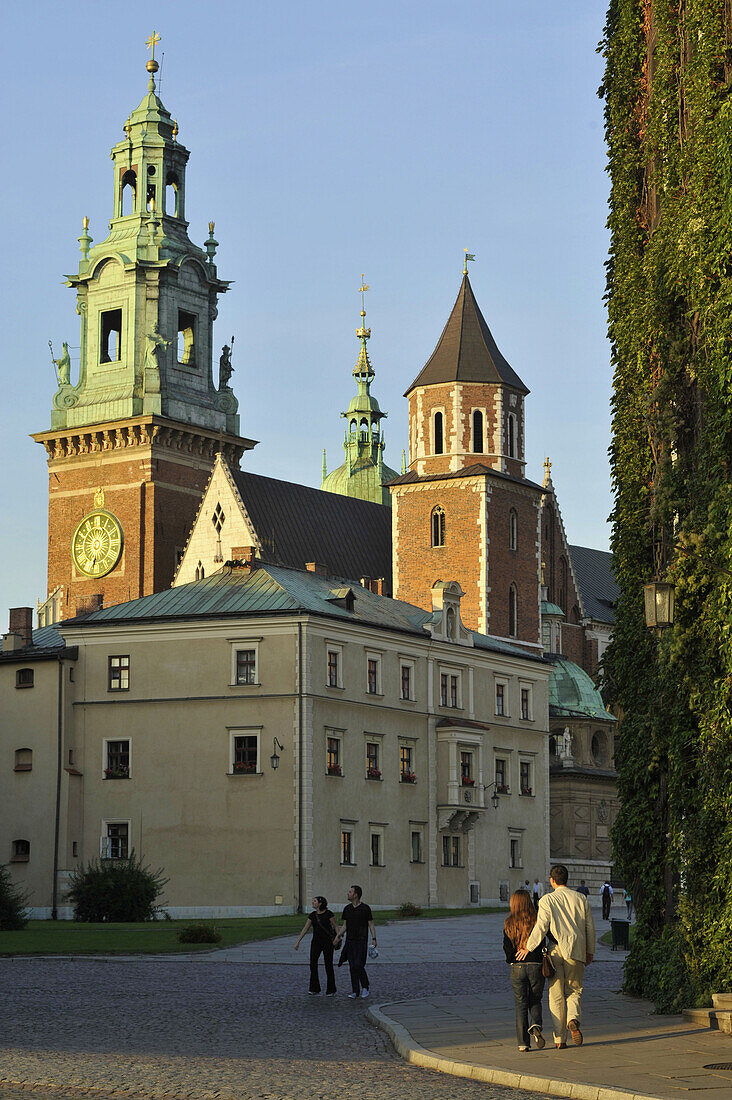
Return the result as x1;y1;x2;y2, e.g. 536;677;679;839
406;275;529;396
568;545;617;625
231;469;392;587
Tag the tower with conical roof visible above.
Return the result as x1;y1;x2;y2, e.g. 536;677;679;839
321;279;398;506
33;38;256;620
389;262;543;644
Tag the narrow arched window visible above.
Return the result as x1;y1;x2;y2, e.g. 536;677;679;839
360;418;369;441
434;411;444;455
165;172;179;217
509;509;518;551
446;606;456;639
472;410;483;453
350;419;357;435
559;558;568;612
507;414;516;458
120;170;136;216
431;506;445;547
509;583;518;637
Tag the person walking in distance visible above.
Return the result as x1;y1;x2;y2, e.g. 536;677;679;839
518;864;595;1049
503;889;546;1052
335;885;377;999
576;880;590;898
532;878;544;910
294;895;339;996
601;880;613;921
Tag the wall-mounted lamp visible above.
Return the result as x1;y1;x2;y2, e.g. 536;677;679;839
270;737;284;771
643;581;675;635
478;781;500;810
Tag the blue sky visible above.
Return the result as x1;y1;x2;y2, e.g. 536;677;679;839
0;0;612;620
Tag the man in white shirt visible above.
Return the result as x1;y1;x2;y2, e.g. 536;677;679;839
519;864;595;1048
532;878;544;909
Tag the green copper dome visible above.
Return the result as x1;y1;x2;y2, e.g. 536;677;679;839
321;286;397;507
547;655;616;721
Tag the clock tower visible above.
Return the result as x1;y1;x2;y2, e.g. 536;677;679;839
33;40;256;620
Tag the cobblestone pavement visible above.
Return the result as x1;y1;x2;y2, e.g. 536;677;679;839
0;948;622;1100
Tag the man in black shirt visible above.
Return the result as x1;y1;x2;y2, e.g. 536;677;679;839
335;885;377;998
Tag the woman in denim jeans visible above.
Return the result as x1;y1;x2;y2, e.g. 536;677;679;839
503;889;546;1051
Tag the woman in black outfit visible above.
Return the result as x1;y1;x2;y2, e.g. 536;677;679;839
503;888;546;1051
294;895;339;995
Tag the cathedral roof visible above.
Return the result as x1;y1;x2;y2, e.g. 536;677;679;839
568;545;617;625
406;275;529;396
387;463;544;494
546;654;615;721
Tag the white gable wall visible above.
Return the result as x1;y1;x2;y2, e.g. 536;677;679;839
174;456;260;587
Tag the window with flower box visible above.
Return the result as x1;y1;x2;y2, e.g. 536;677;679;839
365;741;381;780
108;655;130;692
104;739;130;780
442;835;461;867
520;760;532;796
326;734;342;776
495;757;509;794
460;751;474;786
400;743;416;783
230;730;260;774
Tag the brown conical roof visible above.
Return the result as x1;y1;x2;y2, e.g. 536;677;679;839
405;275;529;396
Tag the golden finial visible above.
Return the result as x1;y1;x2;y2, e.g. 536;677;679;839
123;116;132;139
146;31;161;73
173;118;179;141
209;220;215;234
82;216;89;230
543;456;552;486
463;248;475;276
357;275;371;339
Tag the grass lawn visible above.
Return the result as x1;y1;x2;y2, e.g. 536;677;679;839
0;906;505;957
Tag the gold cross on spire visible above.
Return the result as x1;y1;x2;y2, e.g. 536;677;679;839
463;248;475;276
543;456;552;479
146;31;161;62
357;275;371;338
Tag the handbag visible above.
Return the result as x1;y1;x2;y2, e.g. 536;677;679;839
541;948;555;979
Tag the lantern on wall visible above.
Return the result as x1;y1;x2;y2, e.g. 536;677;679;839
643;581;675;632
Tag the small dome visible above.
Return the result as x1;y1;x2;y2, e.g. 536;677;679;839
346;393;382;417
547;655;615;721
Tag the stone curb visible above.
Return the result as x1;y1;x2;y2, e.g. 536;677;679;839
366;1003;668;1100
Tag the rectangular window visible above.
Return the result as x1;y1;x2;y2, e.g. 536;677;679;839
495;681;506;716
411;829;423;863
327;736;341;775
104;823;129;860
72;841;78;858
177;310;196;366
442;835;461;867
460;751;473;785
521;687;531;720
495;758;508;793
370;831;383;867
401;664;412;700
450;675;458;708
366;742;381;779
15;668;34;689
366;657;380;694
510;836;523;868
400;744;415;782
108;655;130;692
105;739;130;779
440;673;448;706
440;671;460;708
235;649;257;685
341;829;354;865
233;734;258;774
327;649;340;688
520;761;532;796
100;308;123;363
11;839;30;863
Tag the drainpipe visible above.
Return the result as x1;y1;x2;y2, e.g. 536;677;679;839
297;621;304;914
51;657;64;919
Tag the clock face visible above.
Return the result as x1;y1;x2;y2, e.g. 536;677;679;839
71;510;123;578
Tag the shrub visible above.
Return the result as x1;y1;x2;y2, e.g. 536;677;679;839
176;922;222;944
66;851;168;922
0;864;29;930
398;901;422;918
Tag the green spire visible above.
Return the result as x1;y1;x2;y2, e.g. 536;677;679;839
321;278;398;506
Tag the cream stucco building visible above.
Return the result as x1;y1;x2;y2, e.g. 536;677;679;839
2;565;550;917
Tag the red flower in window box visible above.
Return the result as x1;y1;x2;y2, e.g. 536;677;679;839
496;784;509;794
104;766;129;779
327;764;342;776
521;786;533;796
461;776;475;787
366;767;382;780
401;772;417;784
233;761;257;774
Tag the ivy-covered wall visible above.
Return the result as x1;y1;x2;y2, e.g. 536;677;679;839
601;0;732;1011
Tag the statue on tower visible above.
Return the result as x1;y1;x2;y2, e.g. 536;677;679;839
219;338;235;390
51;341;72;386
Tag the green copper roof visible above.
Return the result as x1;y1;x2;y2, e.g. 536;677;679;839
541;601;565;618
547;655;615;721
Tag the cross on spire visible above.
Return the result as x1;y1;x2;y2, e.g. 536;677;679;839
463;248;475;276
357;274;371;339
146;31;161;62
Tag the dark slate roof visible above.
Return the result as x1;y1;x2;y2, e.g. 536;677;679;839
406;275;529;396
568;545;617;625
0;625;70;664
230;470;392;587
60;561;546;664
388;463;544;494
